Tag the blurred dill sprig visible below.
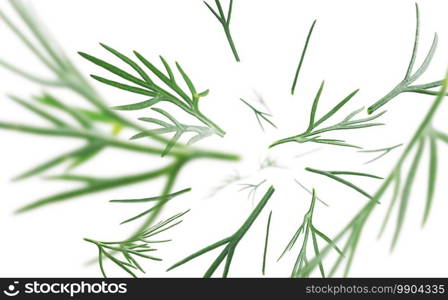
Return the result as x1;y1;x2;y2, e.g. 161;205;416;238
0;0;239;270
359;143;403;165
299;74;448;278
79;43;225;139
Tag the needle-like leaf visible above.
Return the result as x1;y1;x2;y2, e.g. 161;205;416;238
291;20;317;95
298;73;448;278
391;137;425;250
422;135;437;226
132;108;215;154
262;211;272;275
85;211;187;278
80;45;225;138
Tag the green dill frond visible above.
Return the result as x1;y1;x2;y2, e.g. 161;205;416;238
84;210;189;278
79;44;225;139
278;189;342;278
305;167;383;201
239;98;277;131
167;186;275;277
110;188;192;225
368;4;446;114
271;81;385;149
238;179;267;202
299;74;448;278
132;108;215;155
204;0;240;62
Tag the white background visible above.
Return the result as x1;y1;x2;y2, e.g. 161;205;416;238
1;0;448;277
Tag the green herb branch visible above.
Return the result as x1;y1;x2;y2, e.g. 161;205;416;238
204;0;240;62
239;98;277;131
359;143;403;165
85;210;188;278
367;4;445;114
79;43;226;140
278;189;343;278
167;186;275;277
270;81;385;149
0;1;239;274
298;73;448;277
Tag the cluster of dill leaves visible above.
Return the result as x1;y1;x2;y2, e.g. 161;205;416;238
0;0;447;278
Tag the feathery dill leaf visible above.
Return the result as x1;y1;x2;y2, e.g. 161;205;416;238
167;186;275;277
262;211;272;275
278;189;342;278
298;72;448;278
0;1;239;269
291;20;317;95
204;0;240;62
368;4;446;114
270;81;385;149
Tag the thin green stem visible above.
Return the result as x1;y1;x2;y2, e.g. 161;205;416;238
291;20;316;95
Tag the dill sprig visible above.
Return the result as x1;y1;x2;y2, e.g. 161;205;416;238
278;189;343;278
298;74;448;278
238;179;267;202
368;4;445;114
260;155;285;170
0;0;239;266
79;43;225;139
359;143;403;165
167;186;275;277
85;210;188;278
291;20;317;95
239;98;277;131
204;0;240;62
271;81;385;149
305;168;383;202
